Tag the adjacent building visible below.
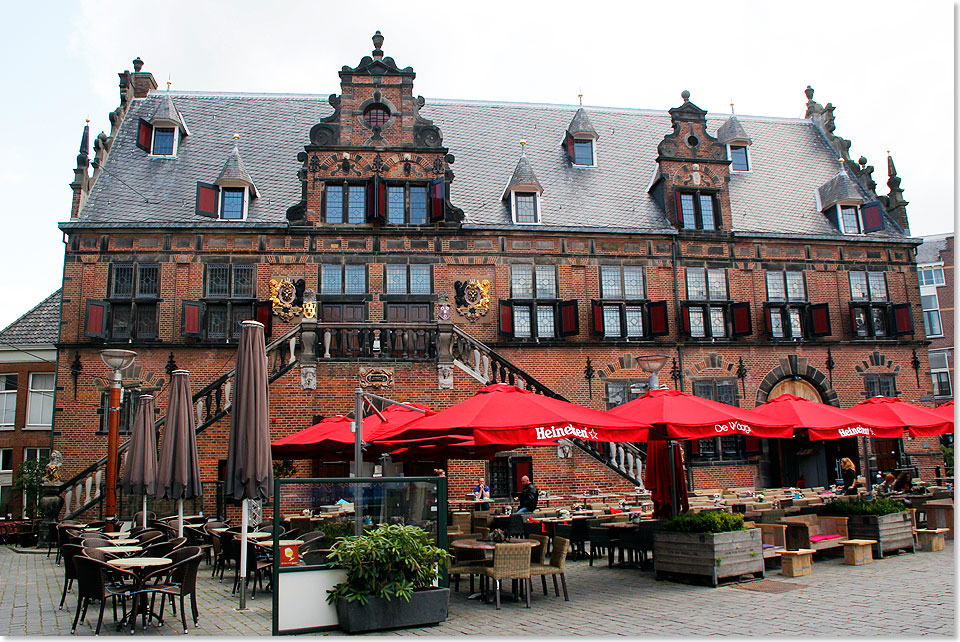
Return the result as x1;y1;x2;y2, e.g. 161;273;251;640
51;36;942;518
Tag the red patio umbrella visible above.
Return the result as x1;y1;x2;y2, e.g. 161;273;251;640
845;396;952;438
386;436;503;462
271;403;435;460
606;388;793;440
644;439;689;518
932;401;954;421
377;383;649;446
752;393;903;441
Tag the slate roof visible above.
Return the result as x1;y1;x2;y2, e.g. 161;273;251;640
817;171;864;210
567;107;598;138
151;93;188;133
0;290;61;346
916;233;952;264
68;91;910;241
503;155;543;197
716;114;751;145
216;144;258;196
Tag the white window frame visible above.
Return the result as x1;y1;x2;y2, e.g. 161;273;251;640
511;192;541;225
921;290;943;338
571;138;597;168
919;264;946;287
726;144;751;173
25;373;54;429
149;126;179;157
0;374;15;429
930;351;952;398
836;202;863;235
219;186;249;221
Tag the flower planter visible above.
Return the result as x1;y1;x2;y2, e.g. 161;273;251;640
335;586;450;634
654;529;763;586
845;512;915;558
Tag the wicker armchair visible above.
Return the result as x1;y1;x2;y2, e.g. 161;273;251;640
531;536;570;600
528;534;549;564
481;543;532;609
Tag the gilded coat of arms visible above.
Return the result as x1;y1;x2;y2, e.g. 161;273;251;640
454;279;491;321
269;278;303;321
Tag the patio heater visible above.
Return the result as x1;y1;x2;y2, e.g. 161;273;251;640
100;349;137;523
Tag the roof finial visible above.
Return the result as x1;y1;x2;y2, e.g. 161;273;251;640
372;30;384;60
681;90;690;102
730;99;735;114
166;76;172;91
519;139;526;158
132;57;144;73
233;132;240;140
578;90;583;107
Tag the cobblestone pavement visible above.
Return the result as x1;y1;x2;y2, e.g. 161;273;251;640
1;542;954;636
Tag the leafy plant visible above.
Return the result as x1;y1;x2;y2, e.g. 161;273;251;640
819;497;907;516
272;459;297;478
316;518;357;547
661;511;745;533
941;444;953;477
326;524;452;605
14;458;48;519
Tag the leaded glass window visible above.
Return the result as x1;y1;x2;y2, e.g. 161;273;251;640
626;306;644;337
514;305;532;338
603;306;621;338
409;187;428;225
387;186;405;224
537;305;555;338
686;268;707;300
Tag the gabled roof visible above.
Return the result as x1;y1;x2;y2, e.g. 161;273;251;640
817;170;864;210
567;107;598;139
216;144;258;197
502;155;542;199
916;233;952;264
65;91;908;240
151;93;189;135
0;290;61;346
716;114;751;145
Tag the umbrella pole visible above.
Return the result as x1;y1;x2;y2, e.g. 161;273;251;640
239;498;249;611
142;495;148;530
353;387;363;537
667;440;677;518
178;500;184;538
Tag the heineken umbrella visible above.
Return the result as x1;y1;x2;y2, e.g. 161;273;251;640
156;370;203;538
752;393;903;441
845;396;952;438
120;394;157;530
225;320;273;610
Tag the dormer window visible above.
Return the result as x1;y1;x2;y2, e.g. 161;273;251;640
572;139;595;166
220;187;246;220
676;190;720;231
513;192;540;224
152;127;176;156
728;145;749;171
564;105;599;167
839;204;861;234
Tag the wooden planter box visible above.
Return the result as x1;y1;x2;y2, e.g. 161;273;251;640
654;529;764;587
845;513;915;558
335;587;450;634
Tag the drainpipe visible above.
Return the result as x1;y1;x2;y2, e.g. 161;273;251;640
671;238;684;392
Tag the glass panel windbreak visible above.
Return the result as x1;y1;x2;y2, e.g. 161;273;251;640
272;477;446;572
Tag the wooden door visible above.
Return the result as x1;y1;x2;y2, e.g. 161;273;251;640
384;304;432;356
322;304;366;356
769;378;822;402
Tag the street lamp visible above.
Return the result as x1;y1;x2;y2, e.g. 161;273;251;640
100;349;136;523
636;354;668;390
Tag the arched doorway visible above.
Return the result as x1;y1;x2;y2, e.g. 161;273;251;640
769;378;822;402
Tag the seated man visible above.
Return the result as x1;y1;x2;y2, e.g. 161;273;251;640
514;475;539;513
473;477;491;511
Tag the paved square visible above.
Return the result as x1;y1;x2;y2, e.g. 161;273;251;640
1;542;953;636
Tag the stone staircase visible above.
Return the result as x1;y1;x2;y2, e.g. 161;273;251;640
57;326;302;520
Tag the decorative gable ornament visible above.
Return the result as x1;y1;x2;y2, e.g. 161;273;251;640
269;278;302;321
454;279;491;321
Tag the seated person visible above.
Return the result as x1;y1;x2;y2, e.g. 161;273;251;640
877;473;897;495
514;475;539;513
473;477;491;511
893;471;913;493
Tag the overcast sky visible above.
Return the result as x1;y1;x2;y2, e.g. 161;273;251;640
0;0;953;329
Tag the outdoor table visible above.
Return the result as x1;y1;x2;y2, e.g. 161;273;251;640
924;500;954;540
450;538;540;603
842;539;877;565
780;549;814;576
97;545;143;555
450;499;493;511
102;531;130;539
107;556;172;632
105;538;139;546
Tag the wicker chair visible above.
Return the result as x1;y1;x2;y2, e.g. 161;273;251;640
531;536;570;600
59;543;84;609
528;534;549;564
588;526;616;567
451;512;472;534
70;555;139;635
481;543;532;610
141;547;203;633
449;545;490;595
474;526;490;539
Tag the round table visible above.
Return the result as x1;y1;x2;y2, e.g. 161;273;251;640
98;545;143;554
107;538;139;545
102;531;129;539
107;557;172;632
450;537;540;552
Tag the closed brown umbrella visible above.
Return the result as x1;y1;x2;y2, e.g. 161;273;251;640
225;320;272;610
120;395;157;529
156;370;203;537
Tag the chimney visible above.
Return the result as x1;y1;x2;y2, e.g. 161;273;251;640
118;57;157;106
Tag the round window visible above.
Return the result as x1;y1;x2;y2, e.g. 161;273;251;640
363;104;391;127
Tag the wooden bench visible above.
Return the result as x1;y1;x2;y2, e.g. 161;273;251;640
916;528;949;552
780;548;814;577
781;515;848;552
842;539;876;565
756;524;787;559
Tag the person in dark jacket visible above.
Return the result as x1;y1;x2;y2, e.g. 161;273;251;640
514;476;539;513
840;457;858;495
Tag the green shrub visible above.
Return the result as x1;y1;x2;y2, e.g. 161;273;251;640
326;524;452;605
819;497;907;516
661;511;745;533
941;444;953;476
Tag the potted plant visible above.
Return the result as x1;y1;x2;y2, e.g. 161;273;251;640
326;524;452;634
653;512;763;586
819;497;914;557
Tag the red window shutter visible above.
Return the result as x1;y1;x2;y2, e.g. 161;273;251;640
744;436;761;453
499;300;514;337
860;202;885;233
674;189;682;225
366;176;385;224
647;300;669;337
681;305;691;336
689;440;699;455
557;300;580;337
591;300;604;335
890;303;913;335
731;301;752;337
429;178;445;223
136;119;153;152
255;300;273;338
181;301;203;337
764;304;774;336
807;303;832;337
565;132;575;161
195;182;220;218
84;300;110;339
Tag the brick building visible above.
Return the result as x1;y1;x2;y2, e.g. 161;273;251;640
0;290;59;517
916;233;954;412
52;35;941;518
